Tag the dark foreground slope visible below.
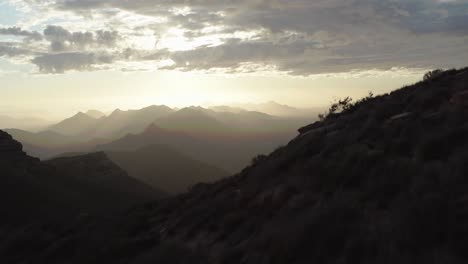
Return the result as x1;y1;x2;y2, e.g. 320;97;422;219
0;131;159;227
2;68;468;263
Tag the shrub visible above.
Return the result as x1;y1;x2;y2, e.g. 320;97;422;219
318;92;374;121
251;154;267;165
423;69;443;81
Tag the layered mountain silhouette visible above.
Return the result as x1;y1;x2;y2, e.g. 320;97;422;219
1;67;468;263
6;104;311;169
106;145;228;194
58;144;229;195
0;130;160;227
4;128;110;159
97;123;291;173
231;101;323;117
91;105;174;138
49;111;101;136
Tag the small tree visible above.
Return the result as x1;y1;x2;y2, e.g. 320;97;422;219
423;69;443;81
318;92;373;121
251;154;267;165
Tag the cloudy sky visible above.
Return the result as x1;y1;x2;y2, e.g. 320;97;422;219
1;0;467;119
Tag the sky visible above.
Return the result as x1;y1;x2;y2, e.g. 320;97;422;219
1;0;467;120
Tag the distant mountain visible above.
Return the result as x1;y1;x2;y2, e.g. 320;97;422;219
208;105;246;113
154;106;232;134
0;130;160;227
83;105;175;139
106;145;228;194
10;105;313;168
3;128;112;159
0;115;52;131
44;105;174;139
4;128;82;148
47;152;162;205
48;112;100;136
98;123;291;173
10;105;176;158
85;109;106;118
4;68;468;263
154;106;311;135
232;101;323;117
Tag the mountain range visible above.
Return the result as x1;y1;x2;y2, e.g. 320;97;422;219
1;67;468;263
228;101;324;117
6;104;312;174
97;123;291;173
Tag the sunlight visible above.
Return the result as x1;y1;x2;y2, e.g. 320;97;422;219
129;32;157;50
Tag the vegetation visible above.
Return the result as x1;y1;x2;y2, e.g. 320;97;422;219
318;92;374;121
423;69;444;81
251;154;268;166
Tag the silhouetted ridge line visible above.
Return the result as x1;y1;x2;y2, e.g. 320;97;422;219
2;67;468;263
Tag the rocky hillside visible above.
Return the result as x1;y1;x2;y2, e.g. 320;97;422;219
1;67;468;263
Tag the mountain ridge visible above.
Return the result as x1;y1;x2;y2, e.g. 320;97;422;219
2;67;468;263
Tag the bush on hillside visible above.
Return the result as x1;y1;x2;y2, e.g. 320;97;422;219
423;69;443;81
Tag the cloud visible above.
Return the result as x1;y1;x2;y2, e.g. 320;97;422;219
32;52;115;73
0;27;43;41
43;25;120;52
6;0;468;75
0;42;35;57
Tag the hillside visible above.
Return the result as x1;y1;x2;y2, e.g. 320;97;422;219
58;144;229;195
134;68;468;263
49;112;100;136
2;68;468;263
4;128;83;147
0;130;160;227
98;124;291;173
4;128;111;159
106;145;228;194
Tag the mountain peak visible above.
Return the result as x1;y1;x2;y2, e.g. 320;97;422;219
141;104;173;111
72;111;96;120
111;108;123;114
85;109;106;119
